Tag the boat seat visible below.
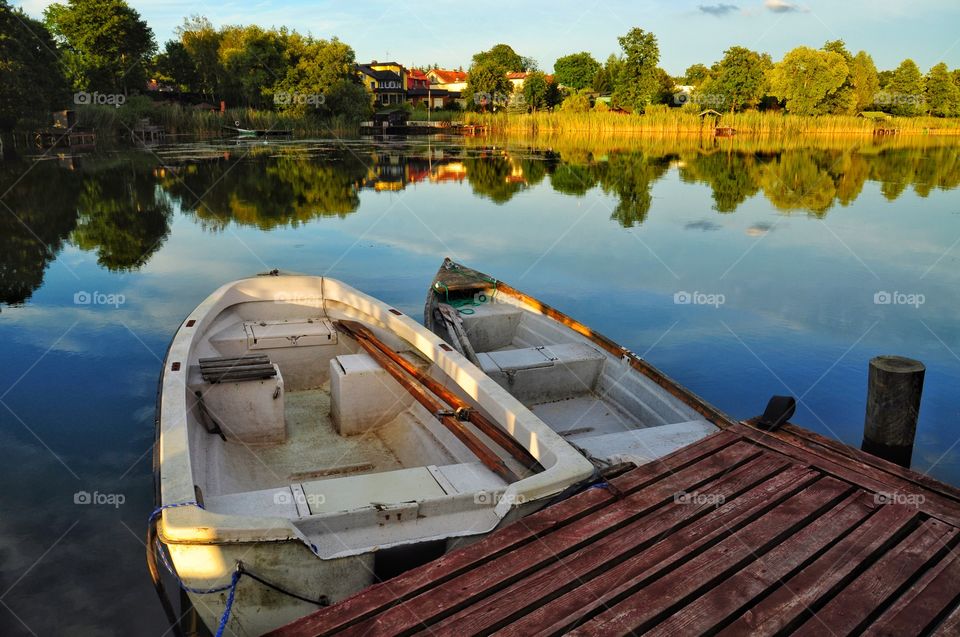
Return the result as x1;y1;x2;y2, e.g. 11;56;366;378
570;420;719;465
476;343;605;404
204;462;504;519
458;303;523;351
195;357;286;444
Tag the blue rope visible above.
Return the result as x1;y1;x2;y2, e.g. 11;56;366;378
215;569;242;637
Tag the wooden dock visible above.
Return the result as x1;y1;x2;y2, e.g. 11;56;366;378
267;419;960;636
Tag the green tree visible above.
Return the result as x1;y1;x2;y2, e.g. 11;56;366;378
883;59;925;116
0;1;67;134
819;40;857;115
611;27;660;113
925;62;960;117
683;63;712;87
472;44;531;73
707;46;770;112
767;46;848;116
152;40;199;91
463;60;512;111
553;52;601;90
177;16;222;99
217;25;288;108
560;90;592;112
849;51;880;112
274;36;369;120
521;71;550;111
44;0;155;93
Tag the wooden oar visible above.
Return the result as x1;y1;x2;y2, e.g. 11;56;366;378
340;320;543;473
336;321;520;484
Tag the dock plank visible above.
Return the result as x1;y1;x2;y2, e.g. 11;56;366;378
267;427;960;637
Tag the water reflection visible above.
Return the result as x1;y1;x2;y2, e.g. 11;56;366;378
2;136;960;307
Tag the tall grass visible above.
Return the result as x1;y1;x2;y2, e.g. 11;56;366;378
74;100;359;138
464;109;960;137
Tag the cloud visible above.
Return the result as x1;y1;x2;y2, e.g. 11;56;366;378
764;0;803;12
699;3;739;16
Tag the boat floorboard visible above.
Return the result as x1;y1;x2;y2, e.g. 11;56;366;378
530;394;636;437
209;388;405;495
266;421;960;637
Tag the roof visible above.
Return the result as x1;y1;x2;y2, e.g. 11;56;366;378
506;72;555;83
355;65;402;82
408;69;429;81
428;69;468;84
267;420;960;636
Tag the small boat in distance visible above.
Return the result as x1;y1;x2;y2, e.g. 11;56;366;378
150;273;594;636
425;258;731;468
221;125;294;138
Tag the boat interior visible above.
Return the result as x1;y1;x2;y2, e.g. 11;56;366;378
182;300;533;533
439;296;719;467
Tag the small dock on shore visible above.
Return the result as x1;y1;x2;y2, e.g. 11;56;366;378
269;419;960;636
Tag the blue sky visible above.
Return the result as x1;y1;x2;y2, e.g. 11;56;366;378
15;0;960;75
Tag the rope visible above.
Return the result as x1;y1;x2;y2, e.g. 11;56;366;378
150;501;328;636
215;568;242;637
433;267;498;316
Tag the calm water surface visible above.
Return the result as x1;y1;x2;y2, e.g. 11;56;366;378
1;134;959;634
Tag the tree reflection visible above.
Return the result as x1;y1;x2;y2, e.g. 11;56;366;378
163;153;368;230
597;153;673;227
72;162;173;271
0;160;80;305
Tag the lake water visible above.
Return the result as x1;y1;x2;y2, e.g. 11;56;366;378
1;134;959;634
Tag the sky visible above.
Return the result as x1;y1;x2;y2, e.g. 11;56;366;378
14;0;960;75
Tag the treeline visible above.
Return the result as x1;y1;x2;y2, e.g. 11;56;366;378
0;0;370;134
466;30;960;118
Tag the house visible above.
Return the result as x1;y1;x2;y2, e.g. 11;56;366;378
426;69;468;92
356;61;407;106
506;72;556;93
406;68;450;109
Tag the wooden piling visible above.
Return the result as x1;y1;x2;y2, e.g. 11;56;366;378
862;355;925;468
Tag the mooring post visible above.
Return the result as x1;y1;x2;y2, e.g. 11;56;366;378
862;355;925;468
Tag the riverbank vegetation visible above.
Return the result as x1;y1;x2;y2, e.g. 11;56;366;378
2;0;960;142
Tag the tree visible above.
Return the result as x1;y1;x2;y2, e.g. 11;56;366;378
0;1;67;133
767;46;848;116
274;36;370;120
683;63;712;87
925;62;960;117
819;40;857;115
561;90;592;112
217;25;289;108
611;27;660;113
152;40;199;91
463;60;512;111
884;59;925;115
177;16;222;99
553;52;601;91
521;72;549;111
849;51;880;112
707;46;769;112
44;0;155;93
472;44;530;73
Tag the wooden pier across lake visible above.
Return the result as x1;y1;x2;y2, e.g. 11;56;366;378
268;419;960;636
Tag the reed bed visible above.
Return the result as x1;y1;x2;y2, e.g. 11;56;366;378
74;101;359;138
464;110;960;137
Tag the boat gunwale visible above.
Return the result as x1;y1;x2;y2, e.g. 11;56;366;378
157;274;596;548
426;257;740;430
